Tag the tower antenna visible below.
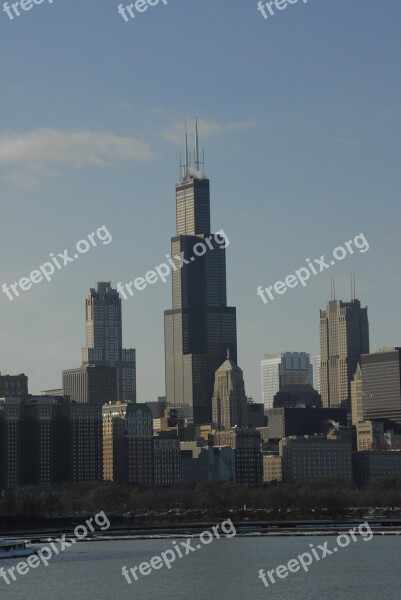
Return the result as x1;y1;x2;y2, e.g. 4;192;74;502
180;117;190;180
185;117;189;179
195;117;200;171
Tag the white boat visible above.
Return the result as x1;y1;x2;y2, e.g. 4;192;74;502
0;540;40;559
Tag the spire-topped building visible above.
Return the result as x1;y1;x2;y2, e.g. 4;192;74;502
212;350;248;430
164;121;237;423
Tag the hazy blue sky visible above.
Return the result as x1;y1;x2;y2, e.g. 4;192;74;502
0;0;400;403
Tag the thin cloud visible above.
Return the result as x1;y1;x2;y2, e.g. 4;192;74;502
0;128;152;170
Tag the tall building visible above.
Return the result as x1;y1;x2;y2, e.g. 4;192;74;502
0;396;102;489
261;352;313;411
164;123;237;423
212;351;248;430
102;402;153;487
62;365;117;405
320;298;369;408
214;428;263;487
314;355;320;393
354;348;401;424
57;400;103;484
82;282;136;403
153;431;182;488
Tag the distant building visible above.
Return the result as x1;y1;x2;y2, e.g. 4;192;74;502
102;402;153;487
261;352;313;411
212;351;248;430
62;365;117;405
263;454;282;483
82;282;136;402
153;431;182;488
267;407;348;440
353;451;401;487
320;298;369;408
356;420;401;451
354;348;401;425
146;398;167;419
314;355;320;393
214;428;262;487
57;400;102;484
280;436;353;484
0;396;102;489
0;373;28;398
273;384;322;408
246;401;266;428
152;408;185;435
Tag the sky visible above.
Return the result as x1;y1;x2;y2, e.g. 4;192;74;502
0;0;400;404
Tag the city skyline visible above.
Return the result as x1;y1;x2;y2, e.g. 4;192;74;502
1;1;400;406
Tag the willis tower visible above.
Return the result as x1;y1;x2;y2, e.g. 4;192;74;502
164;120;237;424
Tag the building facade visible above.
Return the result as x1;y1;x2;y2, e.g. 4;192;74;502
261;352;313;412
62;365;117;405
357;348;401;425
280;436;353;484
102;402;154;487
212;352;248;430
0;397;102;489
164;128;237;424
82;282;136;403
0;373;28;399
320;298;369;409
267;407;348;440
153;431;182;488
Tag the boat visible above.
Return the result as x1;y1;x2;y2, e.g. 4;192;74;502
0;539;40;559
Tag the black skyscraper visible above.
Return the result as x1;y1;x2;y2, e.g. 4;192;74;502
164;122;237;423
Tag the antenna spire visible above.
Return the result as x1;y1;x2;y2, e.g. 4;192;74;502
195;117;200;171
185;117;189;178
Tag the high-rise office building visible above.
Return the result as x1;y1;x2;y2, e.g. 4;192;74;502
82;282;136;403
352;348;401;425
320;298;369;408
62;365;117;405
212;351;248;430
164;123;237;423
102;402;153;486
261;352;313;411
0;396;102;488
314;355;320;393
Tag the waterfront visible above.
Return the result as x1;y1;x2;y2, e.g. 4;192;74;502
0;535;397;599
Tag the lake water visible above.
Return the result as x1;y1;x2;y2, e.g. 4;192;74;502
1;535;398;599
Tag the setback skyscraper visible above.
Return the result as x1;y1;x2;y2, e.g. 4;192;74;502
82;282;136;403
320;297;369;409
164;123;237;423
